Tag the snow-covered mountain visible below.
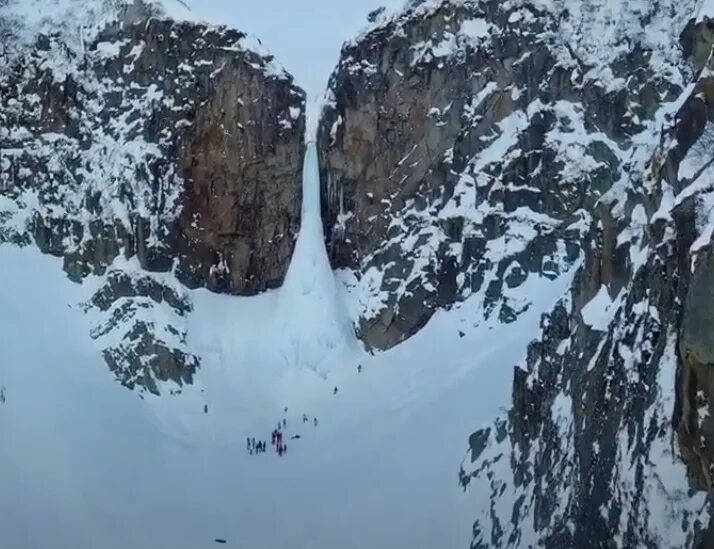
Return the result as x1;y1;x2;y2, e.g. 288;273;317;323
319;0;714;546
4;0;714;548
1;0;305;394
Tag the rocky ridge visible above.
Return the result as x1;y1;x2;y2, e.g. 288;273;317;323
318;0;684;350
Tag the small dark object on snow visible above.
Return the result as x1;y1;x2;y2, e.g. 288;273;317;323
458;330;465;338
284;406;288;413
204;404;208;414
333;386;338;395
357;364;362;373
314;417;318;427
282;418;287;428
214;539;227;544
291;434;301;440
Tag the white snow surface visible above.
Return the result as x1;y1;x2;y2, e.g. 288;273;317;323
0;136;575;548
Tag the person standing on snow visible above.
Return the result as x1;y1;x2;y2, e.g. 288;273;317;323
313;417;318;427
282;418;287;429
357;364;362;373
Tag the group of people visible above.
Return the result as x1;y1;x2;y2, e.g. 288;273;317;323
242;364;370;459
246;431;290;456
302;413;318;426
246;437;267;455
271;429;287;456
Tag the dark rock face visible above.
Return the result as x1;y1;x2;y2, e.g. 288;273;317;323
318;0;674;349
0;2;305;393
1;9;304;294
459;7;714;549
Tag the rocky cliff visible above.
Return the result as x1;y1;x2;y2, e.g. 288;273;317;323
322;0;714;546
318;0;671;350
0;0;305;394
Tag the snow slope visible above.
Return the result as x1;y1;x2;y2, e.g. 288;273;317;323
0;139;577;547
0;1;594;547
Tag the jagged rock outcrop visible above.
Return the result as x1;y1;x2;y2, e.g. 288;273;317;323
456;3;714;548
318;0;670;349
0;0;305;393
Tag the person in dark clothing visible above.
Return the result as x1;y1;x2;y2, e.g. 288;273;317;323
313;417;318;427
246;437;251;450
303;413;308;423
271;431;276;445
282;418;287;428
283;444;287;455
251;437;256;449
357;364;362;373
333;386;338;395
